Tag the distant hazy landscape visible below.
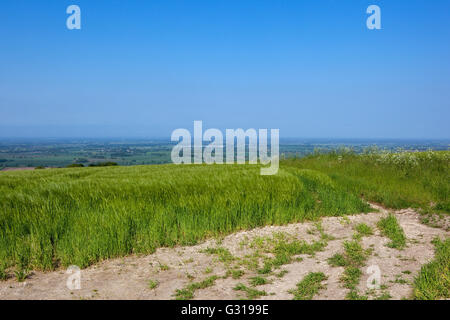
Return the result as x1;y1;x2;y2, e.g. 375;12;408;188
0;138;448;169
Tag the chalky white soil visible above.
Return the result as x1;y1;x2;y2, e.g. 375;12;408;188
0;204;448;300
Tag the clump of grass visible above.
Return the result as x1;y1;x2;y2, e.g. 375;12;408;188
229;269;244;279
257;236;327;274
354;223;373;237
174;288;194;300
275;270;288;278
185;273;195;280
148;279;159;289
343;240;369;267
375;292;392;300
14;246;30;282
203;247;235;264
346;290;368;300
328;240;368;268
14;269;28;282
341;267;362;290
328;240;370;299
413;238;450;300
327;253;347;267
314;222;335;241
249;276;269;286
238;253;260;271
204;267;213;274
233;283;267;300
289;272;327;300
159;264;170;271
0;263;9;281
402;270;411;275
394;277;408;285
377;214;407;249
257;262;273;275
174;275;219;300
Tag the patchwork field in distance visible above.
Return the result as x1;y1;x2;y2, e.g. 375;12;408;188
0;163;369;271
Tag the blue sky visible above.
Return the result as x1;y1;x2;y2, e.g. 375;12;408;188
0;0;449;139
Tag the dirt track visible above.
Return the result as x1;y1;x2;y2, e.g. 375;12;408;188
0;204;448;300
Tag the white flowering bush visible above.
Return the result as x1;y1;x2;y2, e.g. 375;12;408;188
361;149;450;172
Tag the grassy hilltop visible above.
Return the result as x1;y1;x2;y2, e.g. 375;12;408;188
286;150;449;212
0;151;448;275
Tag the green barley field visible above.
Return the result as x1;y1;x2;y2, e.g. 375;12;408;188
0;150;448;274
0;164;369;271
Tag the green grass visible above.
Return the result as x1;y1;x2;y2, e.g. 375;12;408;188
328;240;368;268
0;262;8;281
229;269;245;279
328;239;370;299
148;279;159;289
14;269;29;282
377;214;407;249
257;236;327;274
174;275;219;300
289;272;327;300
340;240;370;297
341;267;362;290
354;223;373;237
275;270;288;278
159;263;170;271
375;292;392;300
327;253;347;267
0;164;368;271
233;283;268;300
249;276;269;286
413;238;450;300
203;267;213;274
203;247;235;264
346;290;368;300
284;150;450;213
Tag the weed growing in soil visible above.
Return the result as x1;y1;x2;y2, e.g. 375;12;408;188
413;237;450;300
328;239;371;299
378;214;407;249
233;283;268;300
289;272;327;300
175;275;219;300
148;279;159;289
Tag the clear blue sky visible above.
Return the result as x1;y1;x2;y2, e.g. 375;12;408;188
0;0;449;139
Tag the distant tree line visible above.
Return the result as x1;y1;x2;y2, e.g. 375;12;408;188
67;161;118;168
